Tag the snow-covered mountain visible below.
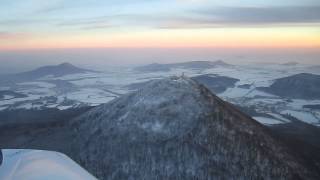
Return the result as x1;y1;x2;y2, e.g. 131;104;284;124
0;63;96;84
282;62;299;66
69;76;319;179
259;73;320;99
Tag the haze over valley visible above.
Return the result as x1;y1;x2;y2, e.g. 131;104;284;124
1;61;320;126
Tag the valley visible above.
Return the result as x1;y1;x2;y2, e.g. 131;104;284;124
1;61;319;126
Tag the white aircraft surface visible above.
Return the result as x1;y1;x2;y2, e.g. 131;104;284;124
0;149;97;180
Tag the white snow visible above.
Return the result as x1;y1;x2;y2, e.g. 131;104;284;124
267;113;290;123
253;116;285;125
16;103;33;109
220;88;276;99
287;99;320;109
57;105;74;110
2;95;14;100
281;110;320;124
18;81;56;88
220;87;251;98
0;94;39;106
64;88;116;105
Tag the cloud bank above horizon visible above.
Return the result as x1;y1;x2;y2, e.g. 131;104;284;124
0;0;319;50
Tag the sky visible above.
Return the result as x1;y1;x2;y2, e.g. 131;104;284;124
0;0;319;70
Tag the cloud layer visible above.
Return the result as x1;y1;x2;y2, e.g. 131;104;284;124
1;1;320;31
0;0;319;49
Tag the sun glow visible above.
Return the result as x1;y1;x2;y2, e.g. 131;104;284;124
1;27;319;50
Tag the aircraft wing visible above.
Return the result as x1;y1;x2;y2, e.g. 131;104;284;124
0;149;97;180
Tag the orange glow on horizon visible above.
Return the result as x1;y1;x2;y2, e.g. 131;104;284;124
0;27;319;51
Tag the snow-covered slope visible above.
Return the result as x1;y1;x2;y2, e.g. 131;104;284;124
1;62;319;126
69;76;319;179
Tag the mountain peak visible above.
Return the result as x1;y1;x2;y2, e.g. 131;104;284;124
57;62;75;67
70;76;317;179
282;62;299;66
76;76;208;139
27;62;94;78
213;60;229;65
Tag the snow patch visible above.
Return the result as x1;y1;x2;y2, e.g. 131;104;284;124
253;116;285;125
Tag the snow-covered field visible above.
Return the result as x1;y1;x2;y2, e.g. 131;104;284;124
252;117;285;125
65;88;116;106
281;110;320;124
1;63;320;126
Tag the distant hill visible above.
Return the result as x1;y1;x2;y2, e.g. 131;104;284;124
0;90;27;100
191;74;239;93
282;62;299;66
258;73;320;99
125;74;239;94
134;60;233;72
0;63;97;84
238;84;252;89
